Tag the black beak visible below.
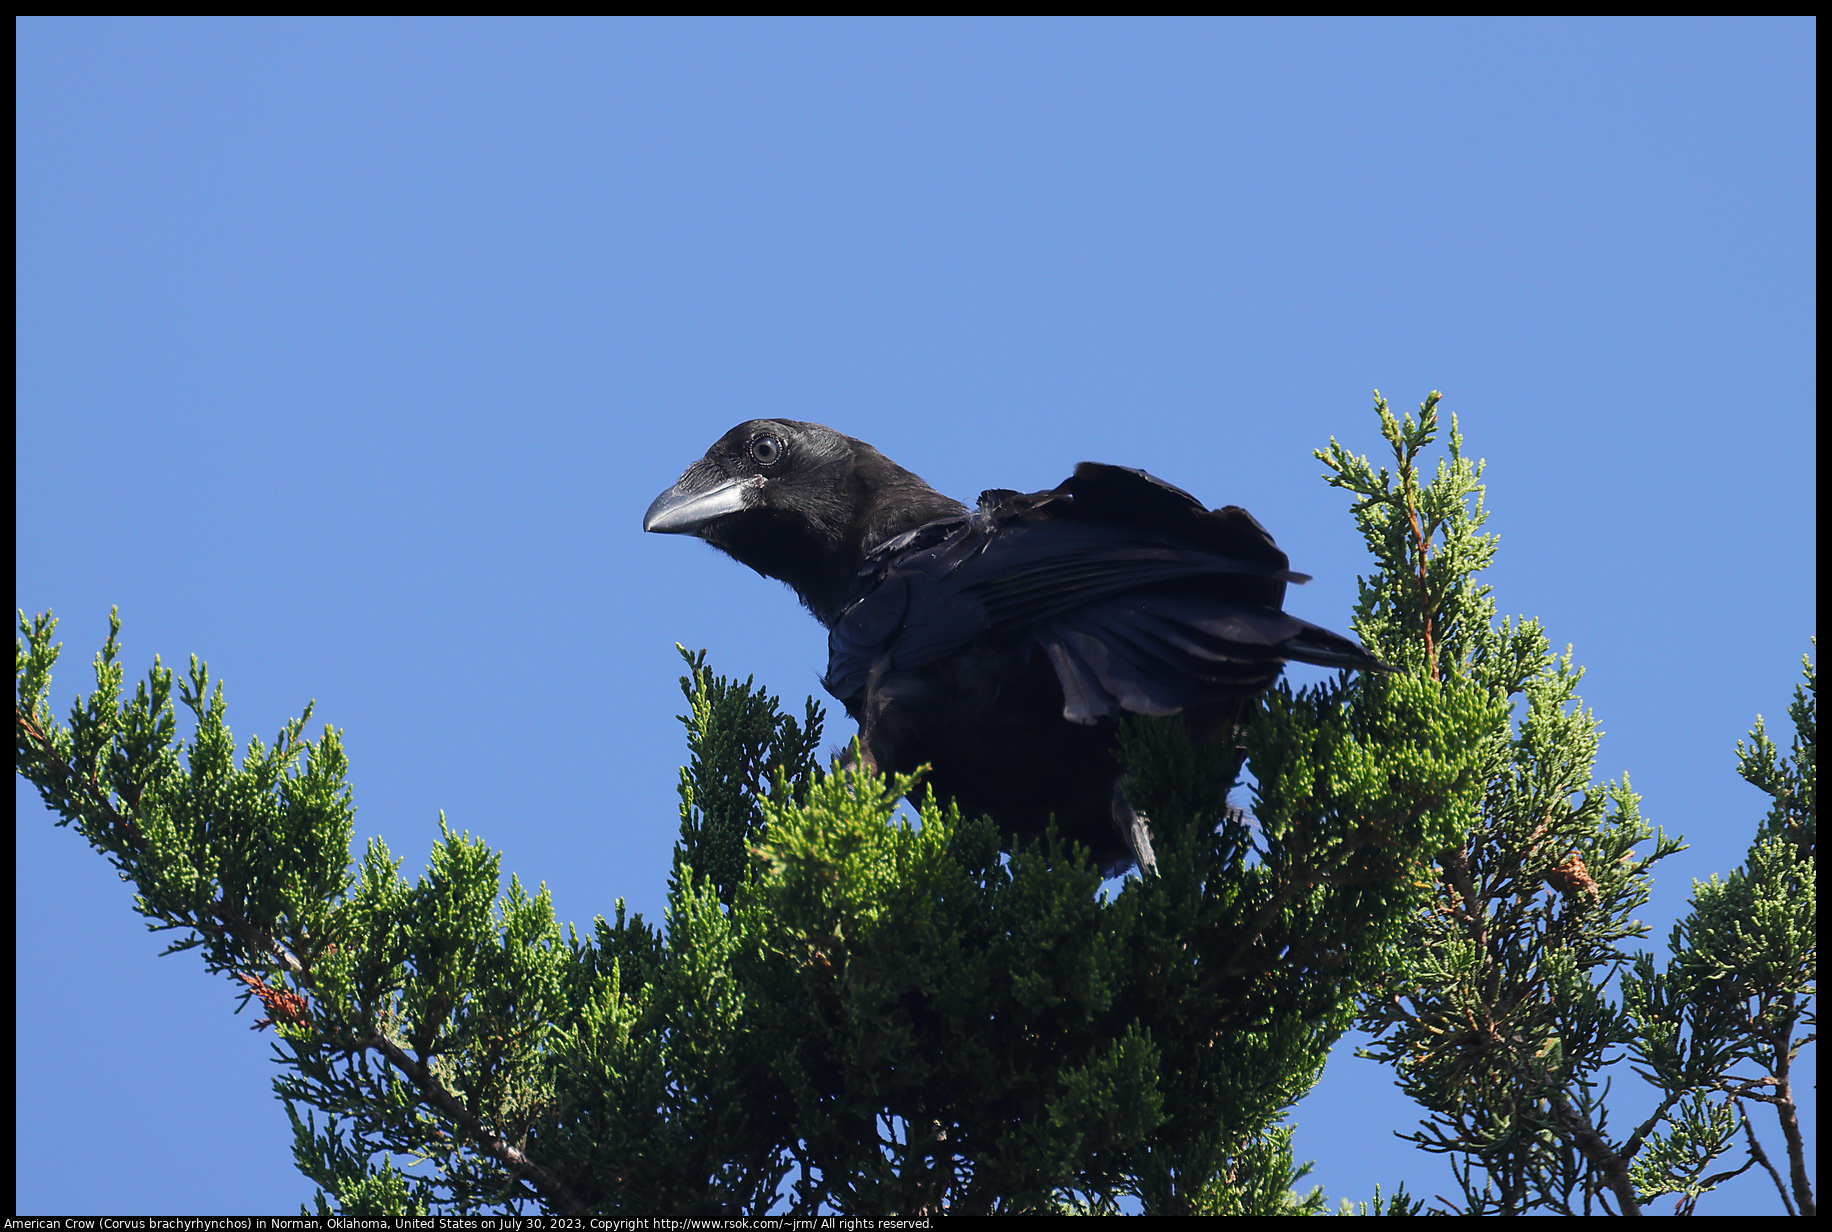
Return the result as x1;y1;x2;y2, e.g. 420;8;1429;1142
643;462;763;535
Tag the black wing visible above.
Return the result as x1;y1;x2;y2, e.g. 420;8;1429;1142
824;463;1384;722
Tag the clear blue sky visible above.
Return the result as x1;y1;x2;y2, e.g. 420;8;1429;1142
16;17;1814;1215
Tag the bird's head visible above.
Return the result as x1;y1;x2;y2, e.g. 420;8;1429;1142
644;419;965;626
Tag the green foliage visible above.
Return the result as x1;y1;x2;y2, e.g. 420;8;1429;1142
1335;396;1815;1216
16;608;581;1213
672;646;824;905
1737;646;1815;859
1334;1181;1427;1216
16;395;1812;1215
15;608;355;980
1619;648;1816;1216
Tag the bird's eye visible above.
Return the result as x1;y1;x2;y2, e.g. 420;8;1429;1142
751;436;782;465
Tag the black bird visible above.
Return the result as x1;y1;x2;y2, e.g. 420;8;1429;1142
644;419;1386;875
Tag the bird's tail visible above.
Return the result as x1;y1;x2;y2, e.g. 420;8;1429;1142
1283;624;1393;674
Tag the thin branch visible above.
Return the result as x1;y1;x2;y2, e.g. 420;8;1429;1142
1767;1017;1815;1216
16;706;146;846
1738;1101;1798;1217
1540;1084;1640;1216
363;1033;588;1217
1395;456;1439;682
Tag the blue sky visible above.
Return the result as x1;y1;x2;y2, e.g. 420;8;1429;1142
16;17;1814;1215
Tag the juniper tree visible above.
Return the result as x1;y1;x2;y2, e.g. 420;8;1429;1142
15;395;1812;1215
1335;398;1816;1216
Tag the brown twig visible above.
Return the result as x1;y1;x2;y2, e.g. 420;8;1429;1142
1397;459;1438;682
363;1032;588;1215
15;705;146;846
1541;1083;1642;1216
1767;1016;1816;1215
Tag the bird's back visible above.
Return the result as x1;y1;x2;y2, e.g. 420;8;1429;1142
824;463;1384;869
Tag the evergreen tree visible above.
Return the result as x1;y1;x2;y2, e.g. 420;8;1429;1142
15;395;1812;1215
1336;402;1816;1216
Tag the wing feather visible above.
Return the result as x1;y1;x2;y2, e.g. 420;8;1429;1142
824;467;1386;717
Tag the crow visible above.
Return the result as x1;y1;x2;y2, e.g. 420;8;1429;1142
644;419;1386;875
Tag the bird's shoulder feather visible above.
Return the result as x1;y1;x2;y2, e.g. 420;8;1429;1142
823;463;1330;711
